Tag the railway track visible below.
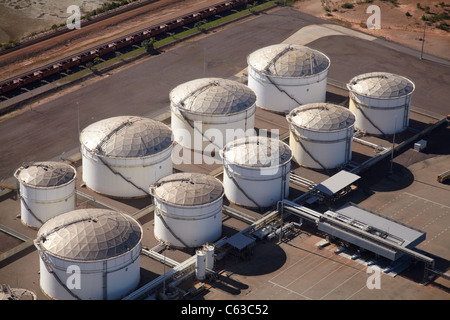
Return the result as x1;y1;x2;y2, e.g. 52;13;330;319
0;0;263;97
0;0;161;59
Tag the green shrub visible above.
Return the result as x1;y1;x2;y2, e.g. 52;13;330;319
341;2;354;9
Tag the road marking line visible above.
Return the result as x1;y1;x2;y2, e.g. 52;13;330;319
268;280;312;300
376;193;403;213
300;258;353;295
284;255;331;287
268;249;315;282
345;284;367;300
404;192;450;209
319;268;365;300
405;203;433;224
422;225;450;246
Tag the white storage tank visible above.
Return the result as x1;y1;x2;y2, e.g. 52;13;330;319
203;243;215;270
14;161;76;229
247;43;330;114
80;116;173;198
286;103;355;170
150;172;224;248
347;72;415;135
170;77;256;152
34;208;142;300
195;249;206;281
221;136;292;209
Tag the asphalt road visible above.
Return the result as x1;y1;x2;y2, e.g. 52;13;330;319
0;7;448;180
306;35;450;117
0;8;323;179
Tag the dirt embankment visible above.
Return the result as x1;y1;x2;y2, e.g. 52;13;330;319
0;0;222;80
294;0;450;60
0;0;108;43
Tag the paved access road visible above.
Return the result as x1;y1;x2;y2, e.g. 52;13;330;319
307;35;450;117
0;8;323;179
0;7;449;180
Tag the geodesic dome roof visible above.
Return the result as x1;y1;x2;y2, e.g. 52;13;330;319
150;172;224;206
170;78;256;114
222;136;292;167
36;209;142;261
347;72;415;99
287;103;355;132
14;161;76;188
247;44;330;78
80;116;173;158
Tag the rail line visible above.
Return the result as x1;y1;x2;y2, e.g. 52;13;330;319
0;0;161;59
0;0;262;96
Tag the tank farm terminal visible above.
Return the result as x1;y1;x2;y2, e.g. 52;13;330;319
0;0;448;303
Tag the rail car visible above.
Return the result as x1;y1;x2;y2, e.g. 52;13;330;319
0;0;257;95
21;71;42;86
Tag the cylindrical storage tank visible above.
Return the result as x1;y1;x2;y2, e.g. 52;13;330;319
80;116;173;198
221;136;292;209
14;161;76;229
34;208;142;300
347;72;415;135
170;78;257;152
196;250;206;281
286;103;355;170
204;243;215;270
150;173;224;248
247;44;330;114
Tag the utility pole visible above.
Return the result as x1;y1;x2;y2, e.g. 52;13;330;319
203;47;206;77
163;242;167;296
420;15;427;60
389;118;396;174
77;101;80;149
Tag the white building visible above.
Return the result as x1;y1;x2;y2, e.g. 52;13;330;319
286;103;355;170
170;77;256;152
35;208;143;300
221;136;292;208
80;116;173;198
347;72;415;135
14;161;76;229
150;172;224;248
247;43;330;114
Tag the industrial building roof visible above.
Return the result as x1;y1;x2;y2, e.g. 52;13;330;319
222;136;292;168
150;172;224;206
35;209;142;261
313;170;360;196
286;103;355;132
80;116;173;158
170;78;256;115
14;161;76;188
247;44;330;78
347;72;415;99
333;203;426;248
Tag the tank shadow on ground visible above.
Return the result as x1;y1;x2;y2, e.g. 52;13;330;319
327;159;415;210
207;273;250;296
218;240;287;277
419;124;450;156
138;267;161;288
399;250;450;293
367;162;415;192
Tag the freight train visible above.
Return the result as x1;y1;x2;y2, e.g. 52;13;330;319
0;0;259;95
